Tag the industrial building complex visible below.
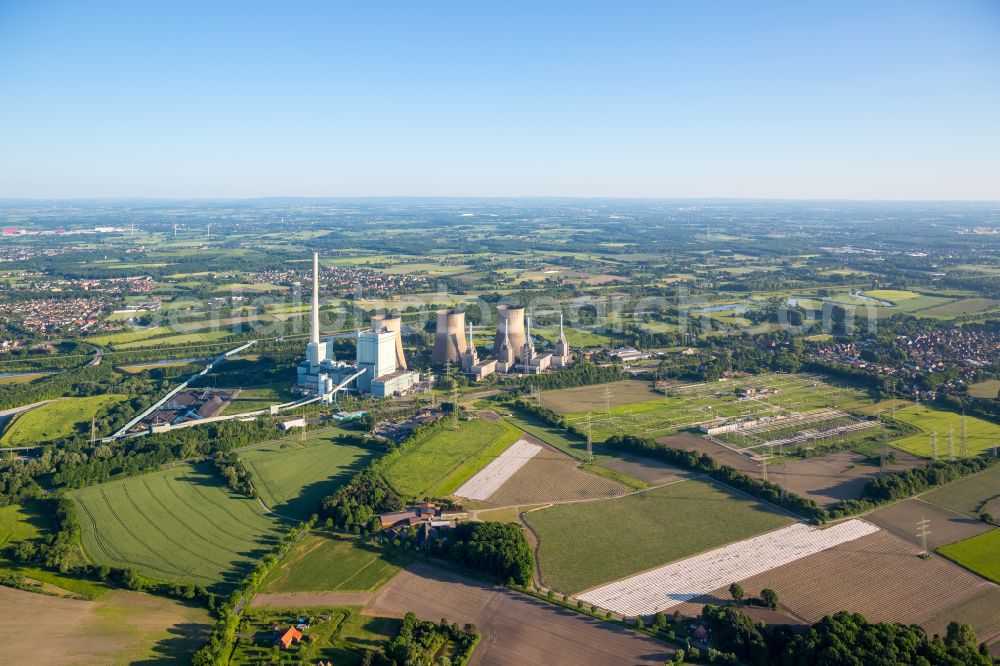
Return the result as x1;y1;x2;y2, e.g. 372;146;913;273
296;251;576;399
296;252;418;400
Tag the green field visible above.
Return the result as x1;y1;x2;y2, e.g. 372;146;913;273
117;330;233;349
937;529;1000;584
0;373;47;385
381;418;522;498
888;405;1000;457
524;478;794;593
863;289;922;303
546;373;875;442
263;533;406;593
0;395;128;446
241;431;375;518
920;466;1000;518
968;379;1000;400
71;463;287;589
220;382;298;414
88;326;170;346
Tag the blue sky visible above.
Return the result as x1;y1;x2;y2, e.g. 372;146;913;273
1;1;998;199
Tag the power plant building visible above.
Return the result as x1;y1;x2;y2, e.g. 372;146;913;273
492;305;526;361
296;252;417;399
432;309;467;364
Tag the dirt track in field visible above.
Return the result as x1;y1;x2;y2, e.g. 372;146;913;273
365;561;674;666
868;498;994;549
675;529;1000;648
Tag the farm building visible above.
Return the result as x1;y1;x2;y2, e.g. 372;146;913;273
274;626;302;649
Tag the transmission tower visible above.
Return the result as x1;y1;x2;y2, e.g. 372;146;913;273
960;413;968;458
586;412;593;462
451;386;459;430
206;223;212;241
916;517;931;557
930;429;937;460
603;386;612;416
948;425;955;461
90;417;97;446
761;446;769;483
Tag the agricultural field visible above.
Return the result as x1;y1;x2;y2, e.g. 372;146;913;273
88;326;170;346
538;379;661;413
117;330;233;349
263;533;406;593
888;404;1000;457
919;297;1000;319
679;529;1000;649
0;372;47;385
71;462;287;590
480;442;628;506
938;529;1000;584
0;586;210;666
969;379;1000;399
524;478;795;594
867;499;993;550
548;374;877;444
920;465;1000;518
578;520;879;616
0;394;127;446
240;430;374;519
365;560;674;665
381;418;522;498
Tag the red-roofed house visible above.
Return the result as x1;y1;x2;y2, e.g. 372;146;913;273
275;626;302;649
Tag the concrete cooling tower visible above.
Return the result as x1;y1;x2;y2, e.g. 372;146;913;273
371;314;406;371
493;305;526;361
432;309;467;364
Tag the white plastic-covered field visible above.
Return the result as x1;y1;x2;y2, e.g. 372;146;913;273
455;439;542;501
577;519;880;616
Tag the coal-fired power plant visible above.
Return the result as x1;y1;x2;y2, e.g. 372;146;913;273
371;314;406;371
432;309;467;364
492;305;526;361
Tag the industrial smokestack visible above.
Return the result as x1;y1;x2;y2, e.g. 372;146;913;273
310;251;320;345
432;309;467;364
371;314;406;371
493;305;526;360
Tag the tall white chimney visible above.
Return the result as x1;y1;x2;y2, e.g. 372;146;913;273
311;251;320;345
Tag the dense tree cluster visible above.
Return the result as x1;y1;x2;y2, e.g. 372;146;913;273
430;521;534;587
383;613;479;666
212;453;254;497
320;469;404;532
506;360;626;390
702;605;994;666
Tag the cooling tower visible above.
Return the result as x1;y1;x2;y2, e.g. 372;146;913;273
371;314;406;371
493;305;527;361
432;309;467;364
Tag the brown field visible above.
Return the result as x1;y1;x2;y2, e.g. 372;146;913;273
659;433;759;474
540;380;660;414
484;443;628;506
919;466;1000;518
599;453;695;485
968;379;1000;400
867;498;993;549
765;450;922;507
0;586;210;665
365;561;674;665
680;529;1000;648
659;436;925;506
